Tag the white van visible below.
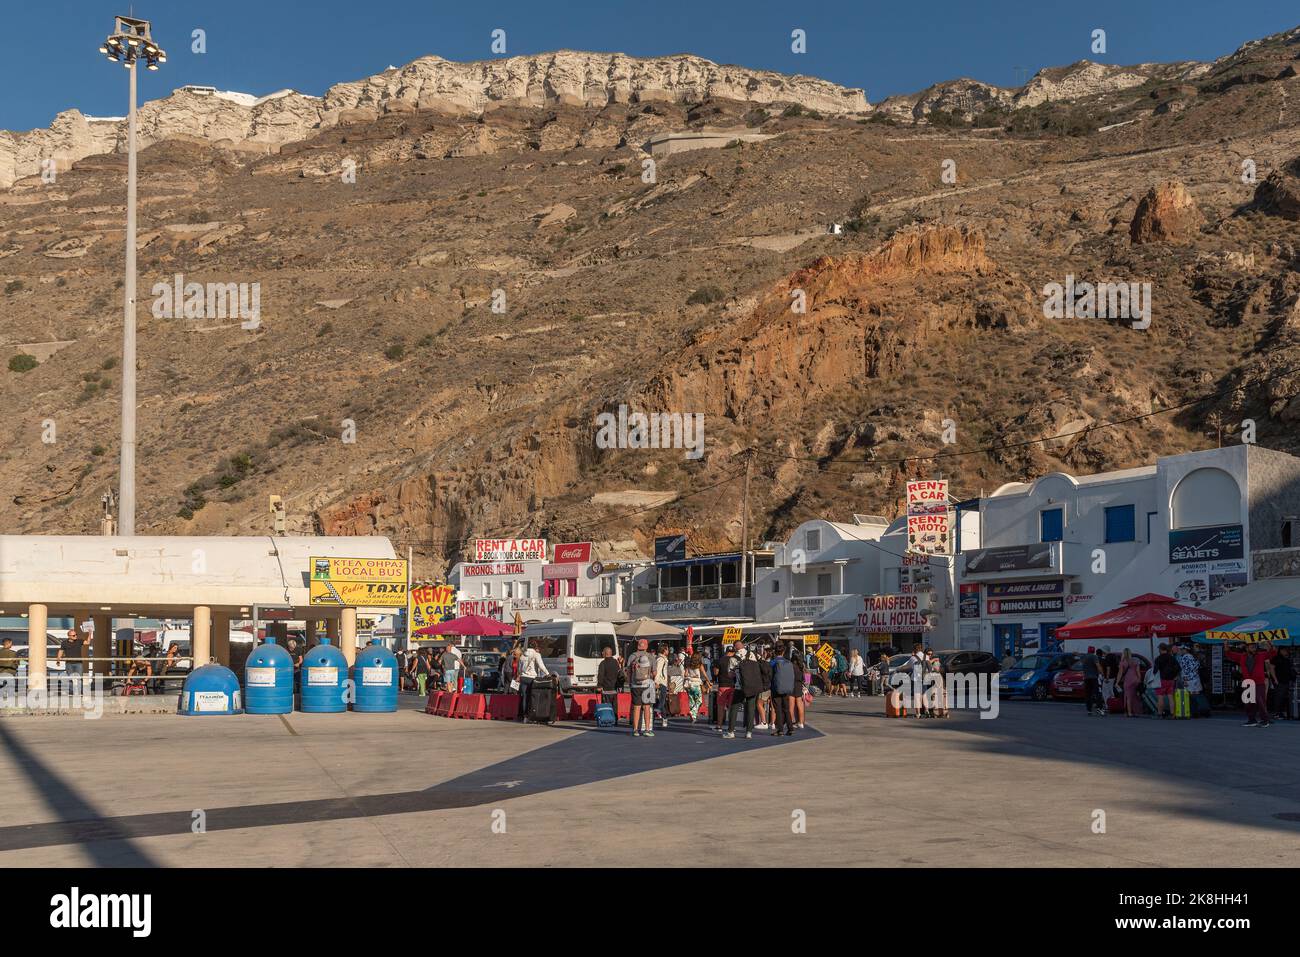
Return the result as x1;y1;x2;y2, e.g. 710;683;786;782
521;620;619;692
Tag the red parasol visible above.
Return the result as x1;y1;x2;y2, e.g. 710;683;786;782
1056;593;1238;642
412;614;515;638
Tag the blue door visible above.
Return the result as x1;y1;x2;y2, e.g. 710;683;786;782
1041;622;1067;654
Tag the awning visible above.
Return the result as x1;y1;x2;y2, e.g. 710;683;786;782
1056;593;1237;642
1192;605;1300;646
655;553;741;569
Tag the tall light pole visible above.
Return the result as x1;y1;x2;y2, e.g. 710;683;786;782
100;16;165;536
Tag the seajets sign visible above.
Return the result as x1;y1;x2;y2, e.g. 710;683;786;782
50;887;151;938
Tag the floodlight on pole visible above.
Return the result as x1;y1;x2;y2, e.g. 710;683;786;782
101;15;166;536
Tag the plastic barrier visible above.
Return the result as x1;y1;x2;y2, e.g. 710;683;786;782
614;692;631;721
455;694;487;719
569;693;602;720
425;690;443;715
435;692;459;717
487;694;521;720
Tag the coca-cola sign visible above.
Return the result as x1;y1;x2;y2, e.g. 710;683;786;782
552;542;592;563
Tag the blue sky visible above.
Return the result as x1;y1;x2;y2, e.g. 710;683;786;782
4;0;1298;131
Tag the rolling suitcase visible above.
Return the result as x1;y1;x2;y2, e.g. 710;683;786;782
885;687;907;718
595;702;616;727
1141;687;1158;715
1107;695;1125;715
527;676;558;724
1172;688;1191;719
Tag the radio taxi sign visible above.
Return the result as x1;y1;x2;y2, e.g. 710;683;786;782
309;556;409;608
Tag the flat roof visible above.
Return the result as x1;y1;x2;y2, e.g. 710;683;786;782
0;535;398;616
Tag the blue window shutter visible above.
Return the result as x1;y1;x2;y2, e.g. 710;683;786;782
1040;508;1063;543
1105;505;1135;543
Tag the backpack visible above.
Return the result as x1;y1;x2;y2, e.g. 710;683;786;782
629;652;654;685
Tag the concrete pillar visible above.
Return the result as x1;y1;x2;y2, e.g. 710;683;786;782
213;612;231;667
92;614;112;677
304;619;317;645
192;606;212;666
27;604;48;692
340;607;357;666
325;618;339;641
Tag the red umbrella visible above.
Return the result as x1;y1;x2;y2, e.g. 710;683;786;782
685;625;694;655
412;614;515;638
1056;593;1238;642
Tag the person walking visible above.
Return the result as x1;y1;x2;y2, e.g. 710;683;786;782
725;641;761;739
1152;643;1181;719
517;641;550;722
755;647;773;729
413;648;432;698
711;643;738;732
597;644;622;724
769;642;795;736
652;644;671;729
684;652;708;724
625;638;657;737
1270;645;1294;721
924;647;949;718
1080;650;1106;716
790;643;808;729
907;643;928;718
1099;646;1118;704
848;649;865;697
1175;642;1207;717
1116;648;1142;717
1225;640;1277;727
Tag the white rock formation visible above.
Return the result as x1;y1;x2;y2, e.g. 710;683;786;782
0;50;869;188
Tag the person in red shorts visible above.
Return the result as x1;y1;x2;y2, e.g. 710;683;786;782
1225;640;1277;728
1151;643;1181;719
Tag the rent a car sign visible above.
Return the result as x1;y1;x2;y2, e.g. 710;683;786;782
857;594;926;633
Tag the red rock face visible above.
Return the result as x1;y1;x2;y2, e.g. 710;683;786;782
1130;180;1205;244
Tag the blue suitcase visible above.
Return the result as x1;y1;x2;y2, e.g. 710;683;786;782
595;702;616;727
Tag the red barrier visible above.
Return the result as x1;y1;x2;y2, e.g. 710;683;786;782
425;690;443;715
487;694;521;720
456;694;487;719
569;693;601;720
435;693;459;717
614;692;631;721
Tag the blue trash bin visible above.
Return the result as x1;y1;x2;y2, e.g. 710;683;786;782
245;638;294;714
352;639;399;713
299;637;348;713
178;663;243;715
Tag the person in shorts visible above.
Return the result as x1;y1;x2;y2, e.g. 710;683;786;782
440;645;460;693
625;638;658;737
1152;642;1181;719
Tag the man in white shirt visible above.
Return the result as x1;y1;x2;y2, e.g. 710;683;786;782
518;643;549;722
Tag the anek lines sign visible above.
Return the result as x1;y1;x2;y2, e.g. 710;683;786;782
474;538;547;562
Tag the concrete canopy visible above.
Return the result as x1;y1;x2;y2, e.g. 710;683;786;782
0;535;399;617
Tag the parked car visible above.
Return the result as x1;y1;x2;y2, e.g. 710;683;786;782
1050;653;1150;700
462;651;504;692
934;650;1000;677
1000;653;1073;700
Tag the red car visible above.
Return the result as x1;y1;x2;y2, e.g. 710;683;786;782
1049;653;1150;700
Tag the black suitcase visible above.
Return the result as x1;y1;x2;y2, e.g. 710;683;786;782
527;676;558;724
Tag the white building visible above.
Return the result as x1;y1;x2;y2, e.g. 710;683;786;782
447;545;638;623
958;444;1300;658
754;513;979;654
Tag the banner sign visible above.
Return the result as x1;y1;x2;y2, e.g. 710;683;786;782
857;594;927;634
722;626;742;645
959;584;980;619
474;538;547;562
655;534;688;564
456;599;503;619
963;544;1053;575
906;480;950;555
309;556;409;608
1168;524;1243;564
815;644;836;670
461;562;526;577
408;583;457;630
1202;628;1290;644
552;542;592;563
986;580;1065;598
986;596;1065;616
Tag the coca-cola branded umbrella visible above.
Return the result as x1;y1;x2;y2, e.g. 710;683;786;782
412;614;515;638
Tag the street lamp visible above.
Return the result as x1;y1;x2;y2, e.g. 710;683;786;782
101;16;165;536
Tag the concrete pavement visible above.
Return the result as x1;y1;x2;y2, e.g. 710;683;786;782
0;694;1296;866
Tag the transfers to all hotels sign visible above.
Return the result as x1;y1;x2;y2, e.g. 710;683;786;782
857;594;928;634
474;539;547;562
906;480;950;555
309;556;409;607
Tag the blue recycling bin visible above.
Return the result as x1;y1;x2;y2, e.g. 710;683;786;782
352;639;399;713
178;663;243;715
298;637;348;713
244;638;294;714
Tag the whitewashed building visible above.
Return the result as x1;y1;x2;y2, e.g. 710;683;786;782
957;444;1300;658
